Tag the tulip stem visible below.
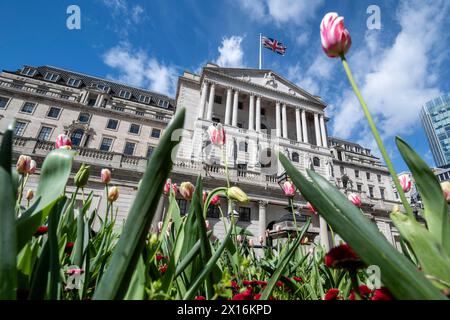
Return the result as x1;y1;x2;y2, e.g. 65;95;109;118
340;55;413;218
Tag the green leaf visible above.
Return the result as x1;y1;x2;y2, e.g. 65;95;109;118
93;108;185;300
124;255;146;300
396;137;450;256
391;212;450;289
17;149;76;251
0;125;17;299
260;219;310;300
279;153;446;300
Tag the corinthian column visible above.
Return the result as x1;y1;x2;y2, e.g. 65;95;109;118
320;114;328;148
255;96;261;132
275;102;281;138
249;94;255;131
225;87;232;125
198;81;209;119
295;107;302;142
301;109;308;143
282;103;288;139
314;113;321;147
232;90;239;126
206;82;215;121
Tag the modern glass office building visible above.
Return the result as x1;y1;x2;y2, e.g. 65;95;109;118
420;93;450;168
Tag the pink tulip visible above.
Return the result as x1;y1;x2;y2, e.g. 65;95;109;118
259;235;264;245
205;220;211;230
248;239;254;247
347;193;362;207
16;155;32;174
236;235;243;243
207;123;226;146
101;168;111;184
202;191;207;204
210;194;220;205
67;268;84;275
55;134;72;149
163;179;172;195
180;182;195;200
398;174;412;193
107;186;119;203
306;202;317;214
282;180;295;197
441;182;450;203
320;12;352;58
29;160;37;174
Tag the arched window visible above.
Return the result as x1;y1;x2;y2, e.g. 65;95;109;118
71;129;84;147
313;157;320;167
292;152;299;163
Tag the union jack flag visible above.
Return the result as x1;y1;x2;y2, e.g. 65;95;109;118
261;36;286;55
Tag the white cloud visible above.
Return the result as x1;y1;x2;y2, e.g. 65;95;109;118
236;0;323;24
101;0;146;29
215;36;245;68
295;33;310;46
131;5;145;24
103;44;178;96
331;0;448;142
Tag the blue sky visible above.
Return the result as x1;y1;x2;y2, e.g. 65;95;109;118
0;0;448;172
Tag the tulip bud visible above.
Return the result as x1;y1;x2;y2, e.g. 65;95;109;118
236;234;243;243
205;220;211;230
107;186;119;203
74;164;90;188
248;239;254;247
227;186;249;203
16;155;32;174
202;191;207;204
29;160;37;174
306;202;317;214
101;168;111;184
282;180;295;197
259;235;264;245
441;181;450;203
398;174;412;193
163;178;172;195
55;134;72;149
180;181;195;200
347;193;362;207
207;123;226;146
172;183;178;195
26;189;34;201
210;194;220;206
320;12;352;58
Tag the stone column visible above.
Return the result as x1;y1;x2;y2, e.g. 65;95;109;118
295;107;302;142
258;201;267;245
319;216;330;252
224;87;233;125
314;113;321;147
206;82;215;121
282;103;288;139
232;90;239;127
255;96;261;132
249;94;255;131
275;102;281;138
198;81;209;119
320;114;328;148
301;109;308;143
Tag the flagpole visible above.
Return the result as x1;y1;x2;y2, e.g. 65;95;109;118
259;33;262;70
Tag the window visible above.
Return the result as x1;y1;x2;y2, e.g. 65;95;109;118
366;172;371;180
377;174;381;183
261;108;266;116
357;184;362;192
239;141;248;152
212;117;220;123
151;128;161;138
67;78;81;87
91;83;110;93
123;142;136;156
147;146;155;158
177;199;188;215
37;126;52;141
14;121;27;136
313;157;320;167
47;107;61;119
20;102;36;114
77;112;90;123
44;72;59;82
355;170;359;178
118;90;131;100
21;67;36;76
100;137;113;152
139;95;151;104
87;96;97;106
70;129;84;147
380;188;385;200
238;102;243;109
237;123;243;128
368;186;374;198
129;123;140;135
135;109;145;116
106;119;119;130
340;166;345;175
214;95;222;104
207;205;220;218
239;207;251;222
0;96;9;109
292;152;299;163
112;105;125;112
157;99;169;108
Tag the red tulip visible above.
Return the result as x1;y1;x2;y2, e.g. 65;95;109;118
210;194;220;205
372;287;394;300
320;12;352;58
324;244;365;270
55;134;72;149
281;180;295;197
349;284;372;300
347;193;362;207
398;174;412;193
34;226;48;236
324;288;341;300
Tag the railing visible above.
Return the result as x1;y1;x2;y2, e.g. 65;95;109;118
0;79;79;102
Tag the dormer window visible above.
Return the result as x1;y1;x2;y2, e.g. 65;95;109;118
139;95;151;104
21;67;36;77
44;72;60;82
157;99;169;108
67;78;81;87
91;83;110;93
118;90;131;100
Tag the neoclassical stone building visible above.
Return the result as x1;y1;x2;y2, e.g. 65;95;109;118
0;63;402;249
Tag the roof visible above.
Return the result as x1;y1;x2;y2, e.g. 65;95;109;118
4;65;175;111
